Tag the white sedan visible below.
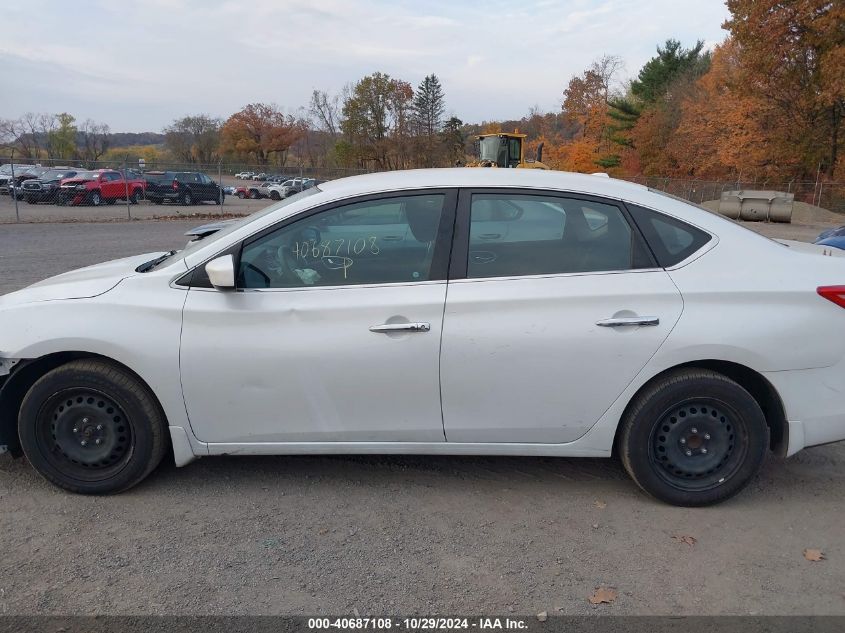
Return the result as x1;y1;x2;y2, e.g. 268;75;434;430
2;169;844;505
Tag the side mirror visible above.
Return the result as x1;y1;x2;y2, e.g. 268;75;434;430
206;255;235;289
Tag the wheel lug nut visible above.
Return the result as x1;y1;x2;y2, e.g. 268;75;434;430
685;450;692;457
701;448;708;455
704;433;711;440
95;439;102;445
72;427;79;433
82;418;89;424
81;440;88;447
680;438;686;445
96;424;103;431
691;427;698;434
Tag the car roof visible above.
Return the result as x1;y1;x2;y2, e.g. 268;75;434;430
318;168;648;200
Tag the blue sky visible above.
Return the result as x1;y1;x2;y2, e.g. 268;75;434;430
0;0;730;132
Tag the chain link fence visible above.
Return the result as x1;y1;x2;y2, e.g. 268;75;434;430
622;175;845;213
1;155;843;223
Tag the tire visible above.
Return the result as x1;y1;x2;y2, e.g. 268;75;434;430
129;189;141;205
182;191;193;206
270;191;281;200
237;191;245;199
24;197;36;204
18;359;169;495
618;369;768;507
90;191;101;206
249;189;259;199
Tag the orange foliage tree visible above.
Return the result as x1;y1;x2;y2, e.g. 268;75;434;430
220;103;304;166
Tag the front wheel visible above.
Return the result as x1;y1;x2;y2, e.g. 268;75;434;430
18;359;169;494
90;191;101;206
619;369;768;507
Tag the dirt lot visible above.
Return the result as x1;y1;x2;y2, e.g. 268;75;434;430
1;207;844;616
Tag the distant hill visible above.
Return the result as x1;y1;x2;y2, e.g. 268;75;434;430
103;132;165;147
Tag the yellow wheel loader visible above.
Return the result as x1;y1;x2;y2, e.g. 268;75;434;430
469;132;548;169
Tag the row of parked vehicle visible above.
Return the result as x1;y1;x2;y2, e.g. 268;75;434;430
0;163;328;206
233;176;324;201
0;164;227;206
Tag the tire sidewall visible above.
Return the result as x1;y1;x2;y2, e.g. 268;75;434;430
18;364;162;494
623;375;768;506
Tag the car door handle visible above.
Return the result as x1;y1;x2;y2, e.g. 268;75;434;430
381;235;403;241
369;322;431;333
478;233;502;240
596;316;660;327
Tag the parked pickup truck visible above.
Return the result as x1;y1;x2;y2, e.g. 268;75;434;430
21;167;85;204
144;171;224;205
55;169;145;206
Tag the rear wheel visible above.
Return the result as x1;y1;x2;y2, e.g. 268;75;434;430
129;189;141;204
270;191;281;200
18;359;169;494
237;191;245;199
182;191;193;206
249;189;259;199
619;369;768;506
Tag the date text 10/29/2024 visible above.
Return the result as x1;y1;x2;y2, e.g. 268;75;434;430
307;618;531;630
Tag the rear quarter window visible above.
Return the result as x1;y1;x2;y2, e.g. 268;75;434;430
627;203;712;267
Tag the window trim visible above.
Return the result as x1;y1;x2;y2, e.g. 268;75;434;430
450;188;657;281
210;188;460;291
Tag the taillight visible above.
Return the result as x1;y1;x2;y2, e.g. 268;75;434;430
172;179;178;190
817;286;845;308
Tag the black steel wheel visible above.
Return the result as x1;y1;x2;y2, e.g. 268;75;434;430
182;191;193;205
619;369;768;506
19;359;169;494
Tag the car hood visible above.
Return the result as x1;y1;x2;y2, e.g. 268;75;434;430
0;252;170;306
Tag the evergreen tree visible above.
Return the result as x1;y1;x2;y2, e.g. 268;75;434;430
413;74;446;166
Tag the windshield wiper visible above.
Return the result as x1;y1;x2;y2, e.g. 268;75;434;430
136;251;177;273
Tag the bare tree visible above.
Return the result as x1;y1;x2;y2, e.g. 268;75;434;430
79;119;112;164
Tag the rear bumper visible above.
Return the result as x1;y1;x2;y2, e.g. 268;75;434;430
764;364;845;456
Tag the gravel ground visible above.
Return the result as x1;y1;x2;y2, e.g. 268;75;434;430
1;216;844;616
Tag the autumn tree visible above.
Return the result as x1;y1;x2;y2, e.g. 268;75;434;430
724;0;845;178
341;72;414;169
561;55;623;169
220;103;304;166
164;114;222;164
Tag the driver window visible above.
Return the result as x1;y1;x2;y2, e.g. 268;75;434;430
238;194;445;289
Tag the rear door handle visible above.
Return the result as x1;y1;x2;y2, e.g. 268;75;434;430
596;316;660;327
381;235;403;241
369;322;431;333
478;233;502;240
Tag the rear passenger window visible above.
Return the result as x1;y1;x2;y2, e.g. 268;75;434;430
466;194;653;279
627;204;712;267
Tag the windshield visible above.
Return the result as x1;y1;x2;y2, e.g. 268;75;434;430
40;169;75;180
0;164;34;175
64;171;97;181
478;136;507;166
175;186;322;261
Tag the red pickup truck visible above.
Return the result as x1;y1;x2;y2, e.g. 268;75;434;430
56;169;145;206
